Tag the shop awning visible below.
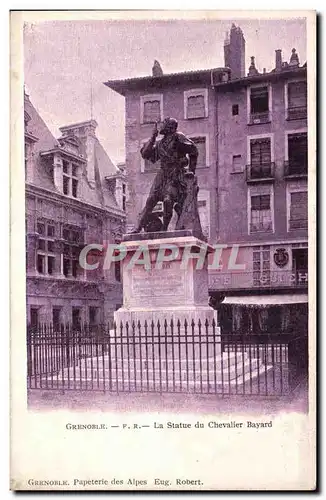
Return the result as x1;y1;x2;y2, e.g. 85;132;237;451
222;294;308;305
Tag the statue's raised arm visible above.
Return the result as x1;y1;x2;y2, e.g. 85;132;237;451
140;122;159;163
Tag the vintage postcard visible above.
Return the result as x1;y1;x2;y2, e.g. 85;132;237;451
10;10;316;491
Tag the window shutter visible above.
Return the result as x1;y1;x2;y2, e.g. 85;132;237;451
290;191;308;220
187;95;205;119
250;139;271;166
143;100;160;123
250;86;269;115
251;86;268;98
192;137;206;166
288;81;307;108
288;133;308;166
232;155;242;172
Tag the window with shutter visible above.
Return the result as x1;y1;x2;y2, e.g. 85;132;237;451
250;195;272;233
289;191;308;230
249;86;270;123
232;155;242;173
187;95;206;119
198;198;209;238
287;81;307;119
143;100;161;124
250;139;272;178
287;133;308;175
191;137;206;167
250;139;271;165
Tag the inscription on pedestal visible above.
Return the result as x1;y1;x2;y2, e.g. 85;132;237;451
131;263;185;302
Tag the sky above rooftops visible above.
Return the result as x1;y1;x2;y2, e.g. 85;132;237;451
24;17;307;164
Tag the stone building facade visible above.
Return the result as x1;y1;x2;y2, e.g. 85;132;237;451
213;33;308;335
25;91;126;328
104;23;309;335
105;66;230;238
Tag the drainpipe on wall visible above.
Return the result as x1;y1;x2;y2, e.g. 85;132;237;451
215;88;219;242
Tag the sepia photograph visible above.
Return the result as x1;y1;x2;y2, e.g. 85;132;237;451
10;10;316;491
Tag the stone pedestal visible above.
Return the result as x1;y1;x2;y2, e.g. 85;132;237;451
58;230;272;391
54;230;272;392
114;230;215;327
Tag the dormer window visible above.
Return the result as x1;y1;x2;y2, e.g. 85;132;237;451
62;160;79;198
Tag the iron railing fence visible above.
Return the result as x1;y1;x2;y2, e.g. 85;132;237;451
27;320;308;397
284;160;308;178
287;106;307;121
246;162;275;182
249;111;271;125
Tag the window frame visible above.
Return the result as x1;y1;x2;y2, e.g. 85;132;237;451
284;79;307;120
247;185;275;235
62;159;80;198
247;83;272;125
231;154;243;174
184;88;208;120
36;219;56;276
284;127;309;161
232;104;239;116
61;224;85;279
247;133;275;165
140;94;163;125
189;134;209;168
197;189;210;239
286;183;308;232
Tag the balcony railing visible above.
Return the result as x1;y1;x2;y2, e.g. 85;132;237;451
246;162;275;183
209;270;308;291
250;221;273;233
284;160;307;178
287;106;307;120
289;218;308;230
249;111;271;125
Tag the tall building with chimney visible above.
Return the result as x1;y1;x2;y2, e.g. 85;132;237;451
25;91;126;328
104;24;309;336
224;23;246;80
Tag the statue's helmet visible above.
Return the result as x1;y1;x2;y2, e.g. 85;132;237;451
160;117;178;134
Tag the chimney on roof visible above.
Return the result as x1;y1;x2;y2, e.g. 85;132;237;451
275;49;282;71
224;23;246;80
248;56;259;76
152;60;163;77
289;48;300;67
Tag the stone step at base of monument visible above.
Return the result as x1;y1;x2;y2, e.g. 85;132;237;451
81;352;252;370
83;357;260;381
55;364;273;390
57;358;270;385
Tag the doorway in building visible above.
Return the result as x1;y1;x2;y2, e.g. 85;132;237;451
72;307;81;331
52;307;62;331
30;307;39;329
292;248;308;285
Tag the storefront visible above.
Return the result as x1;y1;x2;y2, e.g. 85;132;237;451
219;294;308;336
